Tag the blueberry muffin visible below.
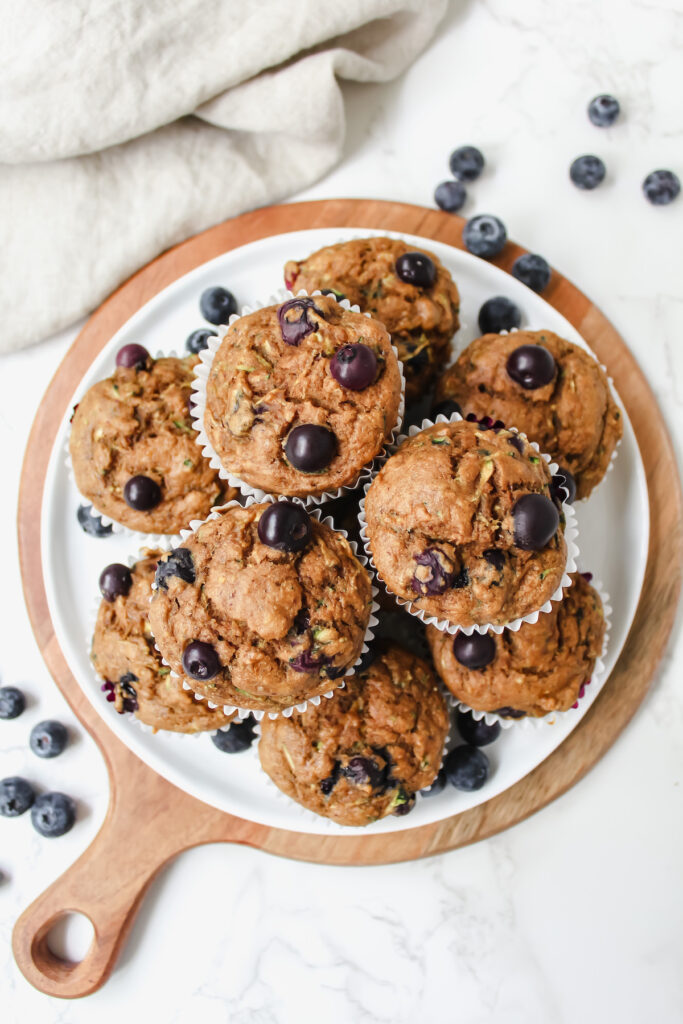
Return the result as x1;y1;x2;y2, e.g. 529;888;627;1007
363;419;569;628
70;351;231;534
202;294;402;499
91;550;234;733
427;572;606;717
258;644;449;826
148;502;373;713
435;330;622;499
284;237;460;403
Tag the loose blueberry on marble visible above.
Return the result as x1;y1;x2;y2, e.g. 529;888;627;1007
115;343;149;370
330;343;378;390
278;296;324;345
506;344;556;389
258;501;312;553
99;563;132;602
154;548;196;590
435;179;467;212
285;425;336;473
395;252;437;289
570;155;606;190
123;474;162;511
182;641;220;681
511;253;551;293
77;504;113;537
452;632;496;670
588;94;620;127
449;145;485;182
30;792;76;837
420;767;447;798
456;710;501;746
0;686;26;720
200;286;237;324
551;468;577;506
185;328;217;354
444;745;489;791
211;716;257;753
0;777;35;817
432;398;462;420
30;720;68;759
642;170;680;206
478;296;521;334
412;548;457;596
512;494;560;550
463;214;507;258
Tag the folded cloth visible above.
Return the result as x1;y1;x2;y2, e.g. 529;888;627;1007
0;0;447;353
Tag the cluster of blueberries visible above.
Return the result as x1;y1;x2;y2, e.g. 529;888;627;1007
0;687;75;840
424;705;501;796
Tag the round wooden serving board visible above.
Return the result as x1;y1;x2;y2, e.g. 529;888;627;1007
14;200;683;998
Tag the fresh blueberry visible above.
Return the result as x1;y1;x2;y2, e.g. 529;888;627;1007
506;344;556;389
463;215;507;258
588;94;620;127
0;686;26;720
182;641;220;681
420;767;447;797
511;253;551;293
570;155;606;190
99;563;132;602
395;252;437;289
452;632;496;670
30;792;76;838
330;343;378;390
30;720;68;759
257;501;312;553
115;344;149;370
478;296;521;334
278;297;324;345
185;328;217;354
444;745;489;791
285;425;336;473
412;548;458;597
432;399;462;420
449;145;485;182
200;286;237;324
123;475;162;511
551;468;577;506
0;777;35;817
434;180;467;212
456;710;501;746
642;170;680;206
77;504;113;537
512;494;560;550
211;716;256;754
483;549;505;572
154;548;196;590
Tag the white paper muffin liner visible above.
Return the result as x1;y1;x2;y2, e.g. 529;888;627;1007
65;347;226;546
448;575;613;729
87;549;234;739
358;412;580;636
148;495;379;721
190;289;406;508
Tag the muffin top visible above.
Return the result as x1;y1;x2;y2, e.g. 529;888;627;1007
202;294;402;498
91;550;234;733
435;329;623;499
258;643;449;826
148;503;373;712
428;572;606;717
70;354;229;534
364;419;568;628
284;237;460;401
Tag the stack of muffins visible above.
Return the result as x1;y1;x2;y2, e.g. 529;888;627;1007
70;234;621;828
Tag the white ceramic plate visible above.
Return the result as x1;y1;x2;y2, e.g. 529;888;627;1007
41;227;649;836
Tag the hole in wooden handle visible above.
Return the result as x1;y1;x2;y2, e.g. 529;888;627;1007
30;909;97;984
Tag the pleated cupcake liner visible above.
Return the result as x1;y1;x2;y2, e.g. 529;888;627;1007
148;495;379;721
189;289;406;508
358;411;580;636
448;575;613;729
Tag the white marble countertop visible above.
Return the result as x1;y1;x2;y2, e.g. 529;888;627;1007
2;1;683;1020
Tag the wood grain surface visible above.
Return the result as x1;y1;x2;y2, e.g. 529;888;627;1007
13;199;683;998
